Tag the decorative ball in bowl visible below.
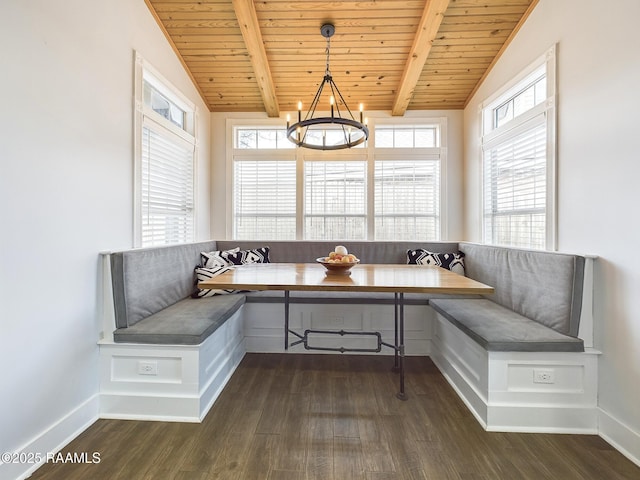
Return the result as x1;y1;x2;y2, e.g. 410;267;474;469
316;246;360;275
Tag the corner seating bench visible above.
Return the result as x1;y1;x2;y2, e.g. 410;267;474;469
98;240;598;432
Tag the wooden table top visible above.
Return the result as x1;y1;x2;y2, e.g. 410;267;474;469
198;263;494;295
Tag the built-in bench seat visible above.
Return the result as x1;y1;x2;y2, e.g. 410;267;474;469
98;239;598;433
113;294;245;345
428;242;598;433
429;242;586;353
430;298;584;352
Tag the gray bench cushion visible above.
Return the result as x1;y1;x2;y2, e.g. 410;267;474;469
110;241;218;328
430;298;584;352
459;243;585;336
113;294;245;345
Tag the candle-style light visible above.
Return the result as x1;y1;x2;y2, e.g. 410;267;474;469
285;23;369;150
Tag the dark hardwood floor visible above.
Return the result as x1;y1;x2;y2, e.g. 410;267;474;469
31;354;639;480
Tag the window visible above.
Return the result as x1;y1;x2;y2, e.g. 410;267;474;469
236;127;294;149
304;161;367;240
229;120;445;241
375;125;439;148
233;159;296;240
481;46;556;250
374;158;440;240
134;54;197;247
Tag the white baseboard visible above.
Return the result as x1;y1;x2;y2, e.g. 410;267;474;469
486;405;598;434
599;408;640;467
2;394;99;480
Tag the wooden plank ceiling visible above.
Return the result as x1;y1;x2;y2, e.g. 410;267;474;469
146;0;538;115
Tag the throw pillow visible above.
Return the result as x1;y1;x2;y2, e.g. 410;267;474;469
407;249;465;275
201;247;240;268
192;265;238;298
221;246;270;266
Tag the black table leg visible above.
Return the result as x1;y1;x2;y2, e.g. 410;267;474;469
396;292;408;401
392;292;400;372
284;291;290;350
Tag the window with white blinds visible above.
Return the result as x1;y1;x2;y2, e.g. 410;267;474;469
304;161;367;240
375;158;440;240
233;159;297;240
141;121;195;246
230;120;445;241
134;54;196;247
483;117;546;249
481;46;556;250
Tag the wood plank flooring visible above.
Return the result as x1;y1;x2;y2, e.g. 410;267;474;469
31;354;639;480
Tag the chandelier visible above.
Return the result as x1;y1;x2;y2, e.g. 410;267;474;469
286;24;369;150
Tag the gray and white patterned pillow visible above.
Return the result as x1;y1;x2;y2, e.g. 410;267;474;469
407;249;465;275
192;265;238;298
201;247;240;268
220;246;270;266
194;247;270;297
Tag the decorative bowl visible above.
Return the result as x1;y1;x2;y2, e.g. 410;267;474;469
316;257;360;275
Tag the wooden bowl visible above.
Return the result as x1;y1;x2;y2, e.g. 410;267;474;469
316;257;360;275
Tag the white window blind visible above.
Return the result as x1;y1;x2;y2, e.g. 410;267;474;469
230;120;445;241
375;159;440;240
483;116;546;249
141;121;194;246
481;46;555;250
233;159;297;240
135;54;197;247
304;161;367;240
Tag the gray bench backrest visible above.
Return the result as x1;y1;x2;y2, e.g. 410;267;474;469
216;240;460;264
110;241;218;328
459;243;585;337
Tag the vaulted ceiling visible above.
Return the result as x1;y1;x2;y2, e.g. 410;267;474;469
145;0;537;116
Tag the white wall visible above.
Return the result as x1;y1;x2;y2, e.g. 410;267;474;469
0;1;210;478
463;0;640;463
210;110;465;240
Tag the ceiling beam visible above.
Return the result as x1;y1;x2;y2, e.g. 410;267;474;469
391;0;450;116
232;0;280;117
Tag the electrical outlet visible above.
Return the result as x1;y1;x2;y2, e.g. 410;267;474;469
533;368;555;384
138;360;158;376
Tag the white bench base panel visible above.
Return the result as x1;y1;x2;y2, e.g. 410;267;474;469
99;307;245;422
98;302;599;436
431;312;600;434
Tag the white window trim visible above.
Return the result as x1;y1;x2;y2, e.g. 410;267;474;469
479;44;557;250
133;52;198;247
226;116;447;241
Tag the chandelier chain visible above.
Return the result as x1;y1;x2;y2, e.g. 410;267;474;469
325;34;331;77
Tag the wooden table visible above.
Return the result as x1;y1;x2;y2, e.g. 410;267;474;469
199;263;494;399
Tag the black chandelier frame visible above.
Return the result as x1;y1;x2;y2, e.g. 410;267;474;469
286;24;369;150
